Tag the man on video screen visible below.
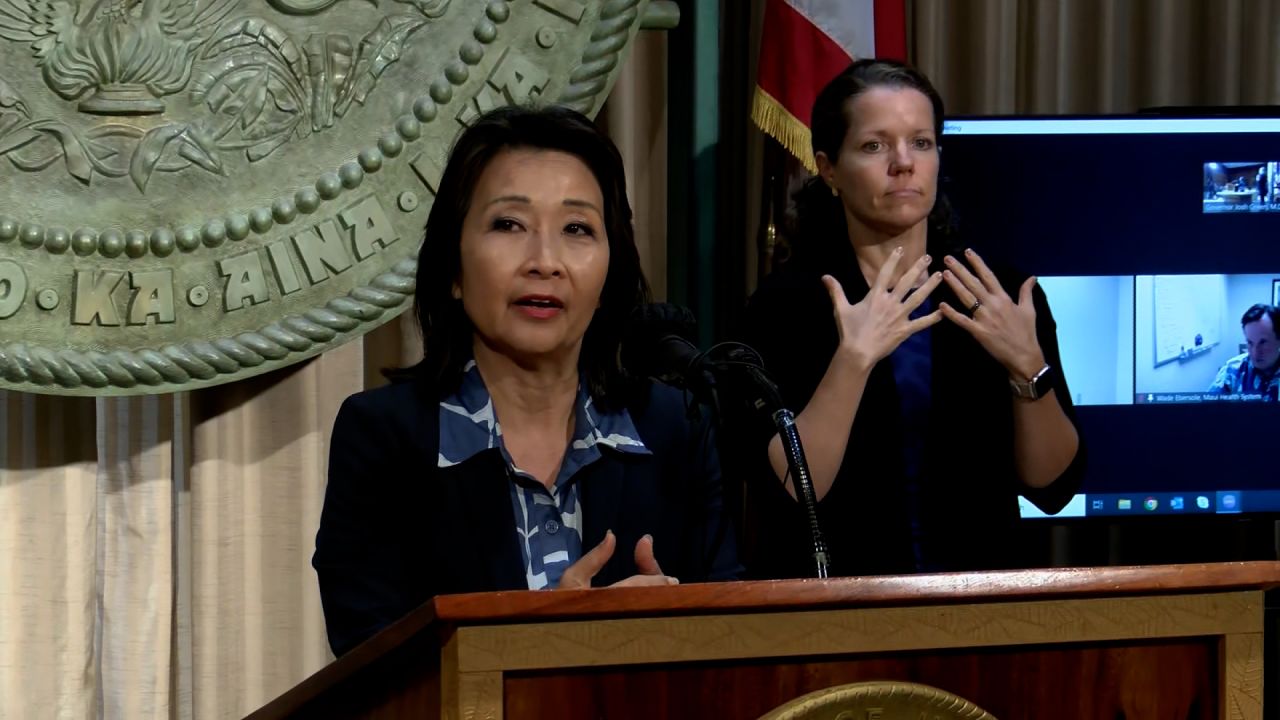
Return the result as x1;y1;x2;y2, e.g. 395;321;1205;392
1210;304;1280;400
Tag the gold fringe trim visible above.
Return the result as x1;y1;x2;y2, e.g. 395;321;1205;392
751;87;817;174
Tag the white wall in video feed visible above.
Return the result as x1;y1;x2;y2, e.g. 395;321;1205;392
1152;275;1224;365
1038;276;1134;406
1135;274;1278;401
1136;275;1231;395
1203;161;1279;213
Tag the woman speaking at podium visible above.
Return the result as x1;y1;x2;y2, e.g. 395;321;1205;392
313;106;738;656
742;60;1084;579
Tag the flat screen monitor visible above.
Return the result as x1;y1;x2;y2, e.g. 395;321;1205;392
940;116;1280;519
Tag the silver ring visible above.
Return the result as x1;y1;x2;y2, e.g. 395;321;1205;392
969;300;982;315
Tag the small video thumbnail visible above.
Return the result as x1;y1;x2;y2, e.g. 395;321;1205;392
1203;162;1280;213
1134;274;1280;403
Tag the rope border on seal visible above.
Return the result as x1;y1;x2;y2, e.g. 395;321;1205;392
559;0;642;115
0;258;416;390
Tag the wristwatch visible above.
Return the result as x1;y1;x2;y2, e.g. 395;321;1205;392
1009;364;1056;401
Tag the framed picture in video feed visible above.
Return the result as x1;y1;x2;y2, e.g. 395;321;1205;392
942;115;1280;519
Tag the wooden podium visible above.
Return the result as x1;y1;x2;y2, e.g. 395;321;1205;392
248;562;1279;719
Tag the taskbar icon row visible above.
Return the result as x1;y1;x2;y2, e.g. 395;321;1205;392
1085;491;1249;516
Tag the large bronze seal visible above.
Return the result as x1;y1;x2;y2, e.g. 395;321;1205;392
0;0;654;394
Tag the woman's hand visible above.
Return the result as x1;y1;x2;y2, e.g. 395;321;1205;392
826;247;943;372
939;249;1046;379
557;531;678;589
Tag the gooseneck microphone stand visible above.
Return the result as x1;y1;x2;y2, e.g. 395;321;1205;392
744;365;830;579
627;313;831;580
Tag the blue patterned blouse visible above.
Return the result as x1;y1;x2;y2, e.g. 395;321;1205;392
437;361;651;589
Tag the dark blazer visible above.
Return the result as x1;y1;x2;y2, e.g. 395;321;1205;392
313;378;740;656
737;233;1085;579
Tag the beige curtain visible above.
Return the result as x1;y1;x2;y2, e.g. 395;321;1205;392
599;29;670;300
911;0;1280;114
0;46;669;720
0;350;366;720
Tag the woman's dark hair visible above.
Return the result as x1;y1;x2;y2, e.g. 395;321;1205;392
792;58;956;261
408;104;650;408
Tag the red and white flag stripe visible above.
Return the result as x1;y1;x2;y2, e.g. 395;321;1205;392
753;0;906;172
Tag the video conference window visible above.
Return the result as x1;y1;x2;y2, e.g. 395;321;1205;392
1203;162;1280;213
1041;273;1280;406
944;118;1280;518
1134;274;1280;403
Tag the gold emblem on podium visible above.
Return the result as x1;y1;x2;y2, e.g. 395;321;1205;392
760;681;998;720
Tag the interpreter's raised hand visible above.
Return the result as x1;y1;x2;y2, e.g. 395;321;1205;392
939;248;1046;379
825;246;943;372
557;530;679;589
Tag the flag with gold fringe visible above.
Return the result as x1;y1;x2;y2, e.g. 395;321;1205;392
753;0;907;173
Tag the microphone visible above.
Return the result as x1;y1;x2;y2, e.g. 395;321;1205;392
620;303;714;395
622;303;831;578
